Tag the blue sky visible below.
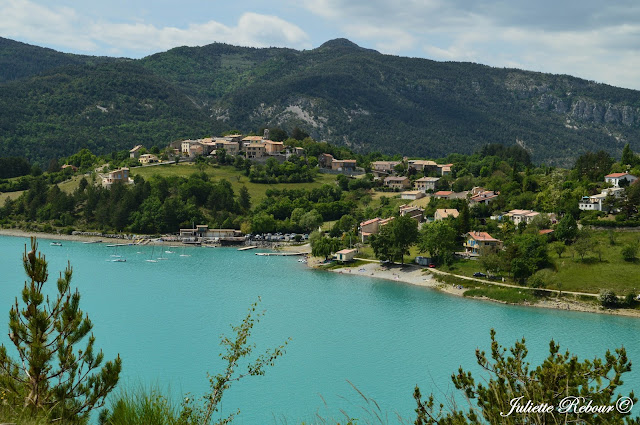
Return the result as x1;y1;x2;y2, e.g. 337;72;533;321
2;0;640;90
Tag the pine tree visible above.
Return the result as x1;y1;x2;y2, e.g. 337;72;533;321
621;143;636;167
414;330;639;425
238;185;251;211
0;237;121;422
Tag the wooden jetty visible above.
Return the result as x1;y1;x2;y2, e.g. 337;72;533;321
255;252;306;256
238;246;258;251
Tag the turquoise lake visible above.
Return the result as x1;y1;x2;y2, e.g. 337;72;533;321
1;235;640;423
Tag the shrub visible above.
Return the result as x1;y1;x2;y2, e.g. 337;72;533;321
599;289;619;308
621;242;639;261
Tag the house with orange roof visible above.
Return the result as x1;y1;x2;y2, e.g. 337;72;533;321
359;216;394;242
434;209;459;221
469;190;499;205
464;231;503;255
433;190;453;199
605;172;637;187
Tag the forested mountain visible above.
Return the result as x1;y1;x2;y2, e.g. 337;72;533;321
2;37;640;165
0;37;117;83
0;60;223;160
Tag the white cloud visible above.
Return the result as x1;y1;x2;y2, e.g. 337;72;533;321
301;0;640;89
0;0;311;57
0;0;98;51
345;24;416;53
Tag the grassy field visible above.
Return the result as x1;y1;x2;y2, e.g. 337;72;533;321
550;230;640;294
356;244;424;264
443;231;640;294
129;163;338;204
0;190;22;204
0;175;85;204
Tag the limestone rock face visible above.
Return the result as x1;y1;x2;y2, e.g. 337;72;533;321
622;106;636;126
569;100;636;126
537;94;568;114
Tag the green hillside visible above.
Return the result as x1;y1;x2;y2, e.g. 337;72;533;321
0;37;116;83
0;61;226;160
2;37;640;165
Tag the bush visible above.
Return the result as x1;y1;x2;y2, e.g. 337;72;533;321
624;292;638;308
599;289;619;308
621;242;639;261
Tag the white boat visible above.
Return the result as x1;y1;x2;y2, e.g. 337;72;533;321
112;258;126;262
164;250;174;254
50;242;62;246
145;246;158;262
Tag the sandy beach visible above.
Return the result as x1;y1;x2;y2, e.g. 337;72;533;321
322;259;640;318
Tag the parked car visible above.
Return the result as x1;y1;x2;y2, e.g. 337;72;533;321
473;272;487;278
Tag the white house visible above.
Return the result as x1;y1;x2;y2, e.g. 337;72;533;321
504;209;540;225
335;249;357;262
414;177;440;192
605;173;637;187
400;190;425;200
578;187;625;212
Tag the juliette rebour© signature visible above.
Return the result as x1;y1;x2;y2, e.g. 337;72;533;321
500;396;634;417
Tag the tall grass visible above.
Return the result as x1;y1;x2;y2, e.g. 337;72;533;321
100;386;182;425
0;405;60;425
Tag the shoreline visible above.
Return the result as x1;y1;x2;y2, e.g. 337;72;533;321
314;260;640;319
2;230;638;319
0;229;194;247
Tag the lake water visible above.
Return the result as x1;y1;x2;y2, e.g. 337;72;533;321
1;235;640;423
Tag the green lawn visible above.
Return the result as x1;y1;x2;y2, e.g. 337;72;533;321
129;163;338;204
0;175;84;204
550;231;640;294
446;259;493;278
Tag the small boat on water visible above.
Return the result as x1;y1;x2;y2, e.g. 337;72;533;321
164;250;175;254
112;258;126;262
145;246;158;262
50;242;62;246
83;240;102;244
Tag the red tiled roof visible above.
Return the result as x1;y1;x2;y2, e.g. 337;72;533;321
467;231;501;242
605;172;629;178
360;218;380;226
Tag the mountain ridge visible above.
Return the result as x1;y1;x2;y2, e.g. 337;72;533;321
1;37;639;165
